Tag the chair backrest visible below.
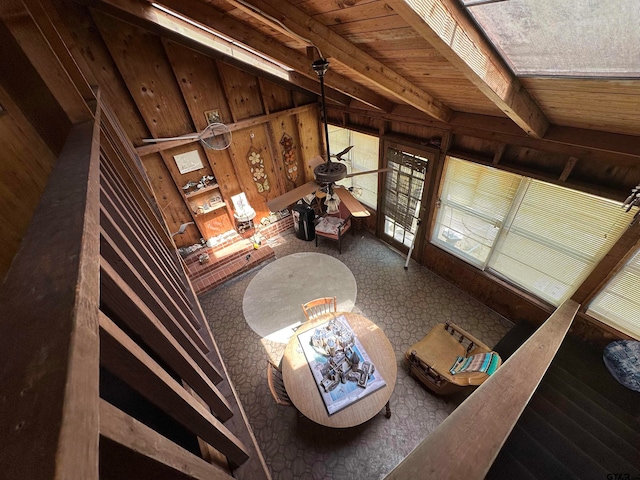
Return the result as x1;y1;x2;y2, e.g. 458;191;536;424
301;296;337;321
325;200;350;220
267;360;293;407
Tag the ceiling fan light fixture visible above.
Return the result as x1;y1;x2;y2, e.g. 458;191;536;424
325;191;340;214
314;161;348;184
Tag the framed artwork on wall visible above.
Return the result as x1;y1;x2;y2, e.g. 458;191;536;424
204;109;221;125
174;150;204;174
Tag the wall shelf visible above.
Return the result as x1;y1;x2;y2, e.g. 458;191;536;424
194;202;226;216
184;183;220;198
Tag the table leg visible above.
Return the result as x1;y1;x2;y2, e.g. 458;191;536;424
385;400;391;419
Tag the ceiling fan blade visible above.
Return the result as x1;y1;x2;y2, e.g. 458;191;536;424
346;167;391;178
334;186;370;217
267;181;318;212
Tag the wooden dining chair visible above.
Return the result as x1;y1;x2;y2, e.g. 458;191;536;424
267;360;294;407
301;296;337;321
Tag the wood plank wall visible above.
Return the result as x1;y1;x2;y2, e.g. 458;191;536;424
56;3;321;248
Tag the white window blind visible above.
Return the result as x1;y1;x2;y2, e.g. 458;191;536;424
587;249;640;340
329;126;379;209
431;156;637;308
488;180;636;305
432;157;522;267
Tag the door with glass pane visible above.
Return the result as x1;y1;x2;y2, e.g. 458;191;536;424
379;143;432;257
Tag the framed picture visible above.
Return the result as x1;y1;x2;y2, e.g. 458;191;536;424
204;109;221;125
174;150;204;174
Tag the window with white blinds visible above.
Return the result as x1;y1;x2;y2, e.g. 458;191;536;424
487;180;636;305
432;157;523;267
328;126;379;208
587;249;640;339
432;156;637;306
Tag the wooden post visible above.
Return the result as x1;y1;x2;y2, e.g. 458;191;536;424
0;116;101;479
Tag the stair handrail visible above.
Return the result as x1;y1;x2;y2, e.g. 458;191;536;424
385;299;580;480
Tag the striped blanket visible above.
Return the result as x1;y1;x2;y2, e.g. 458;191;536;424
450;352;500;376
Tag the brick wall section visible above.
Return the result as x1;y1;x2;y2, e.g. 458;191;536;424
186;215;294;295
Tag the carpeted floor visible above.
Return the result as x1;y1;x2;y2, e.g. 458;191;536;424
199;229;513;480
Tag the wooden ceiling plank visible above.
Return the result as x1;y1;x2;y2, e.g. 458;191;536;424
93;0;392;111
386;0;549;139
225;0;453;122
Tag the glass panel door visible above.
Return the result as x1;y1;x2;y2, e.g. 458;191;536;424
380;144;430;254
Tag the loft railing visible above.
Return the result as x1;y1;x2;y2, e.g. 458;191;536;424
385;299;580;480
0;98;269;479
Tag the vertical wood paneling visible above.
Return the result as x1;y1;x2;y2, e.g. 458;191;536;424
0;82;57;278
295;105;323;182
259;77;294;113
227;126;277;220
270;115;305;189
60;1;150;143
143;152;202;246
93;11;201;244
162;40;238;236
162;40;234;128
216;62;265;121
92;12;193;138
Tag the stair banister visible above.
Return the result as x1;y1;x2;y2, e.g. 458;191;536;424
385;299;580;480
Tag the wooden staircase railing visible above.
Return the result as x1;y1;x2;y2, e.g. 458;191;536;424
0;97;270;479
385;299;580;480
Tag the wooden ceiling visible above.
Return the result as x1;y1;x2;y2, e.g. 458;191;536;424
93;0;639;141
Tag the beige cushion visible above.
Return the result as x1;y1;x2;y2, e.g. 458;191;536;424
315;216;344;236
406;323;499;387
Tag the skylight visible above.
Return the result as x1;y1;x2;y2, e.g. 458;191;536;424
460;0;640;77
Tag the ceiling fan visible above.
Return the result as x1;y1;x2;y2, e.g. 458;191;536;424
266;58;389;217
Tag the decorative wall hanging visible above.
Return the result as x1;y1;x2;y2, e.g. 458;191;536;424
247;146;270;194
280;132;298;184
173;150;204;174
204;109;221;124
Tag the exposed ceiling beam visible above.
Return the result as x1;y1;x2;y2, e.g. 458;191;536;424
89;0;356;106
146;0;394;111
149;0;394;111
386;0;549;139
330;103;640;169
225;0;453;123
